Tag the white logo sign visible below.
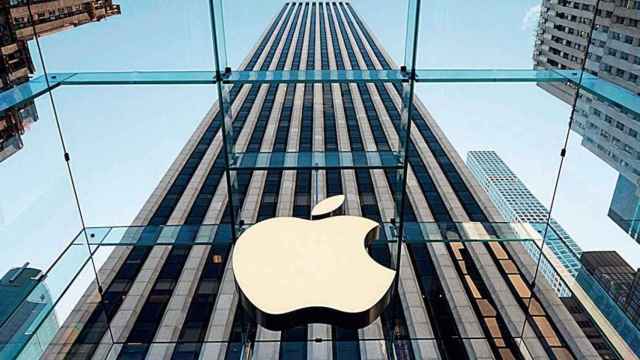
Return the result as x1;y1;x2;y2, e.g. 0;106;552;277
232;195;396;330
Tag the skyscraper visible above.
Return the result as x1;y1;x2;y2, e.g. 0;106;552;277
0;264;59;360
466;150;582;297
44;2;628;359
0;0;120;163
533;1;640;241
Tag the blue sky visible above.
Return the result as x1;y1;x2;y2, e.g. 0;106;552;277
0;0;638;307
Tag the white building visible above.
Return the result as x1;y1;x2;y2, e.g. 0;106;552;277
466;150;583;297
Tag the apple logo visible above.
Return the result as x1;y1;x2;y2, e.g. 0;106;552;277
232;195;396;330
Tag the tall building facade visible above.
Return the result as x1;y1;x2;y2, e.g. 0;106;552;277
533;0;640;241
0;0;120;163
0;264;59;360
466;150;582;297
43;2;627;359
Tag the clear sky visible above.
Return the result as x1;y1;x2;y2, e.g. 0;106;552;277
0;0;638;320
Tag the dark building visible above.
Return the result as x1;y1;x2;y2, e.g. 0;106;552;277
561;296;617;359
44;2;632;359
581;251;640;327
0;0;120;163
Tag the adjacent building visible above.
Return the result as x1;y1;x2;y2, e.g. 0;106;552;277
609;173;640;238
466;150;582;297
43;2;629;359
533;0;640;241
561;296;619;359
580;251;640;326
0;0;120;163
0;264;59;360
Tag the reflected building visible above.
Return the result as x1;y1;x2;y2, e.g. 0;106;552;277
45;2;628;359
0;264;59;360
0;0;120;163
533;0;640;242
466;150;582;297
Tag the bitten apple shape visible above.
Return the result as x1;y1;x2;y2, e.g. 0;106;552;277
232;195;396;330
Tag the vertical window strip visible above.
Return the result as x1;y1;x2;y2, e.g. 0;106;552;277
171;242;232;359
224;302;257;360
319;3;342;198
279;5;311;358
292;4;315;220
324;3;361;358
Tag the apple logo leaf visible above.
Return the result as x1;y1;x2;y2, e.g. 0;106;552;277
310;194;345;219
232;194;396;330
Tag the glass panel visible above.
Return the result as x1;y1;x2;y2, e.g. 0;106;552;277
48;85;217;228
415;69;574;83
32;1;213;72
0;81;85;342
566;72;640;116
77;225;233;246
71;222;543;247
62;71;217;85
4;69;640;115
0;74;66;114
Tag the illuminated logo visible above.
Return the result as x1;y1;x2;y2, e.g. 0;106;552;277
232;195;395;330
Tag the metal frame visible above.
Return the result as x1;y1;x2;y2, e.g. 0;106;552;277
2;69;638;115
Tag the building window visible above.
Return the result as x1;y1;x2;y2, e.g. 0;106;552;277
611;32;621;41
605;115;614;125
